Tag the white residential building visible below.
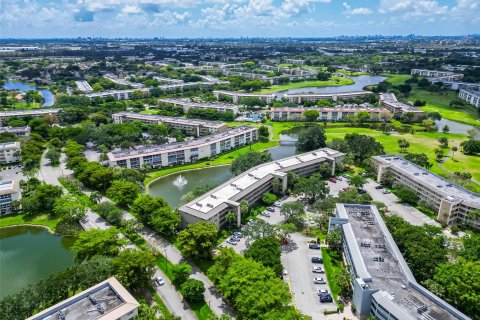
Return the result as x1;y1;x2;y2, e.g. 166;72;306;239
329;204;470;320
111;112;228;137
0;142;21;164
0;126;30;137
74;80;93;93
379;93;424;120
108;126;258;170
85;88;149;101
283;91;374;104
213;90;276;104
153;76;185;85
27;277;139;320
458;88;480;107
178;148;344;228
0;109;60;126
270;106;391;121
411;69;464;82
285;59;306;65
159;98;239;114
0;180;19;215
372;155;480;229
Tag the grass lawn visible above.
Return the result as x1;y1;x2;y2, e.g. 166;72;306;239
442;152;480;192
321;248;342;303
253;76;354;94
409;89;480;127
0;213;60;230
382;73;411;86
145;141;278;184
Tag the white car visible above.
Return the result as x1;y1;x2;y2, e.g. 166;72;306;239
313;277;326;284
317;289;329;295
312;266;325;273
155;276;165;286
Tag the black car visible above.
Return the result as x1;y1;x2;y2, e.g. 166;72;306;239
375;185;384;189
311;257;323;263
309;243;321;249
357;189;367;194
319;293;333;303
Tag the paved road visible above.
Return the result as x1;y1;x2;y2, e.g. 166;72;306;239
281;233;337;319
38;151;73;186
363;179;441;227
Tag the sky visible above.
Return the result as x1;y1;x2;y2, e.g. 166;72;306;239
0;0;479;38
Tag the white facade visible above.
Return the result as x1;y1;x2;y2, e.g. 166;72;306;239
0;180;19;215
108;126;258;169
86;88;149;101
270;107;391;121
179;148;343;228
372;155;480;228
0;109;60;126
159;98;239;114
0;142;21;164
75;80;93;93
378;93;424;120
213;90;276;104
283;91;373;104
459;88;480;107
0;126;30;137
411;69;464;82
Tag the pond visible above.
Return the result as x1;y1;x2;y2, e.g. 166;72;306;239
3;81;55;106
273;75;387;98
435;118;480;135
0;226;75;299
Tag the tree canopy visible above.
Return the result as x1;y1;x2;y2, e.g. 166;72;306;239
231;150;272;175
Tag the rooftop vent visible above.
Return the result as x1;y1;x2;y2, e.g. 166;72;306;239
207;203;213;208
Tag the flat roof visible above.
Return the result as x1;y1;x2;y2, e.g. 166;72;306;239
0;141;20;149
0;109;60;117
373;155;480;207
284;91;372;97
336;204;470;320
27;277;139;320
460;88;480;97
379;93;424;113
180;148;343;219
112;112;226;128
159;98;238;110
271;106;387;113
0;180;18;194
213;90;275;97
108;126;257;161
0;126;30;132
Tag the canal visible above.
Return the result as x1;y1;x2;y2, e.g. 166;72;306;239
0;226;75;299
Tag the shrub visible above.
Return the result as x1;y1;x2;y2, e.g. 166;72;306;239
180;278;205;303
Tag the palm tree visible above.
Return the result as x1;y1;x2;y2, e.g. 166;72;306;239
225;211;236;229
89;191;102;204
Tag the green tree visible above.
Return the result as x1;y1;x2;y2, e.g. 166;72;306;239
396;187;419;205
45;148;60;166
245;237;283;276
303;110;319;122
334;268;353;297
349;174;366;189
442;125;450;133
293;173;329;204
261;307;312;320
71;228;126;261
280;201;305;226
89;191;102;204
230;150;272;175
326;229;342;251
178;222;218;259
438;136;449;148
404;153;432;169
149;206;180;234
242;219;278;241
180;278;205;303
344;133;385;165
296;125;326;152
240;199;250;217
225;211;237;229
318;162;332;178
172;262;192;285
397;138;410;152
96;201;123;225
276;223;296;243
53;194;86;222
106;179;141;207
262;192;277;205
113;249;156;293
20;181;63;215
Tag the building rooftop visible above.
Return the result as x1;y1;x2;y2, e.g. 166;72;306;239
0;180;18;195
27;277;139;320
271;106;386;113
180;148;343;219
0;109;60;116
284;91;372;97
374;155;480;207
0;141;20;150
213;90;276;97
0;126;30;133
112;112;226;128
159;98;238;110
460;88;480;97
108;126;257;161
379;93;424;114
336;203;470;320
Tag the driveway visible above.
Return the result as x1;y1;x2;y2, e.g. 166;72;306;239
38;151;73;186
281;233;337;319
363;179;441;227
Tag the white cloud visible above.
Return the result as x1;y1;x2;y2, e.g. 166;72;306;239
153;10;191;25
343;2;372;15
121;5;142;14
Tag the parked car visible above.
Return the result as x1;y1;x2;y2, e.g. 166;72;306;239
358;189;367;194
342;174;349;178
273;202;281;207
375;185;384;189
266;207;275;212
312;266;325;273
320;293;333;303
313;277;326;284
308;243;321;249
311;257;323;263
328;178;337;183
336;177;343;181
227;239;238;245
317;289;329;296
155;276;165;286
260;211;270;217
382;190;391;194
233;232;243;238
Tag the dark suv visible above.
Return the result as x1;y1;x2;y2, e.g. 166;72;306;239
311;257;323;263
308;243;321;249
319;293;333;303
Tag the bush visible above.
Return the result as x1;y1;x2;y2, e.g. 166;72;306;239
172;263;192;285
180;278;205;303
262;192;277;205
450;225;459;234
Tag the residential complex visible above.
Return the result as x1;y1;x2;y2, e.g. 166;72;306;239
112;112;228;137
0;126;30;137
285;58;306;65
178;148;344;228
107;126;258;169
158;98;239;114
372;155;480;228
0;180;19;215
329;203;470;320
458;88;480;107
378;93;424;120
270;106;391;121
213;90;276;104
86;88;149;101
283;91;373;104
0;142;21;164
26;277;140;320
74;80;93;93
411;69;464;82
0;109;60;126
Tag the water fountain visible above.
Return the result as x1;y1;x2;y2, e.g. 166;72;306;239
173;175;188;189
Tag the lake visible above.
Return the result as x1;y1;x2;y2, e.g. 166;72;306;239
3;82;55;106
0;226;75;299
435;118;480;135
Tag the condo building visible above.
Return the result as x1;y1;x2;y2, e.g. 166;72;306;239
108;126;258;169
86;88;149;101
0;180;19;215
0;142;21;164
372;155;480;228
270;106;391;121
213;90;276;104
27;277;139;320
379;93;424;120
0;109;60;126
329;204;470;320
411;69;464;82
458;88;480;107
0;126;30;137
178;148;344;228
74;80;94;93
283;91;373;104
158;98;239;114
111;112;228;137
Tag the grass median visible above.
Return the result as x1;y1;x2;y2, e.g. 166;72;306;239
321;247;342;303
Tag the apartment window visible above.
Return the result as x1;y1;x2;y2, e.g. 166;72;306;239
210;143;217;155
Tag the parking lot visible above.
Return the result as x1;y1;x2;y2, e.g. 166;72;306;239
281;233;337;319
